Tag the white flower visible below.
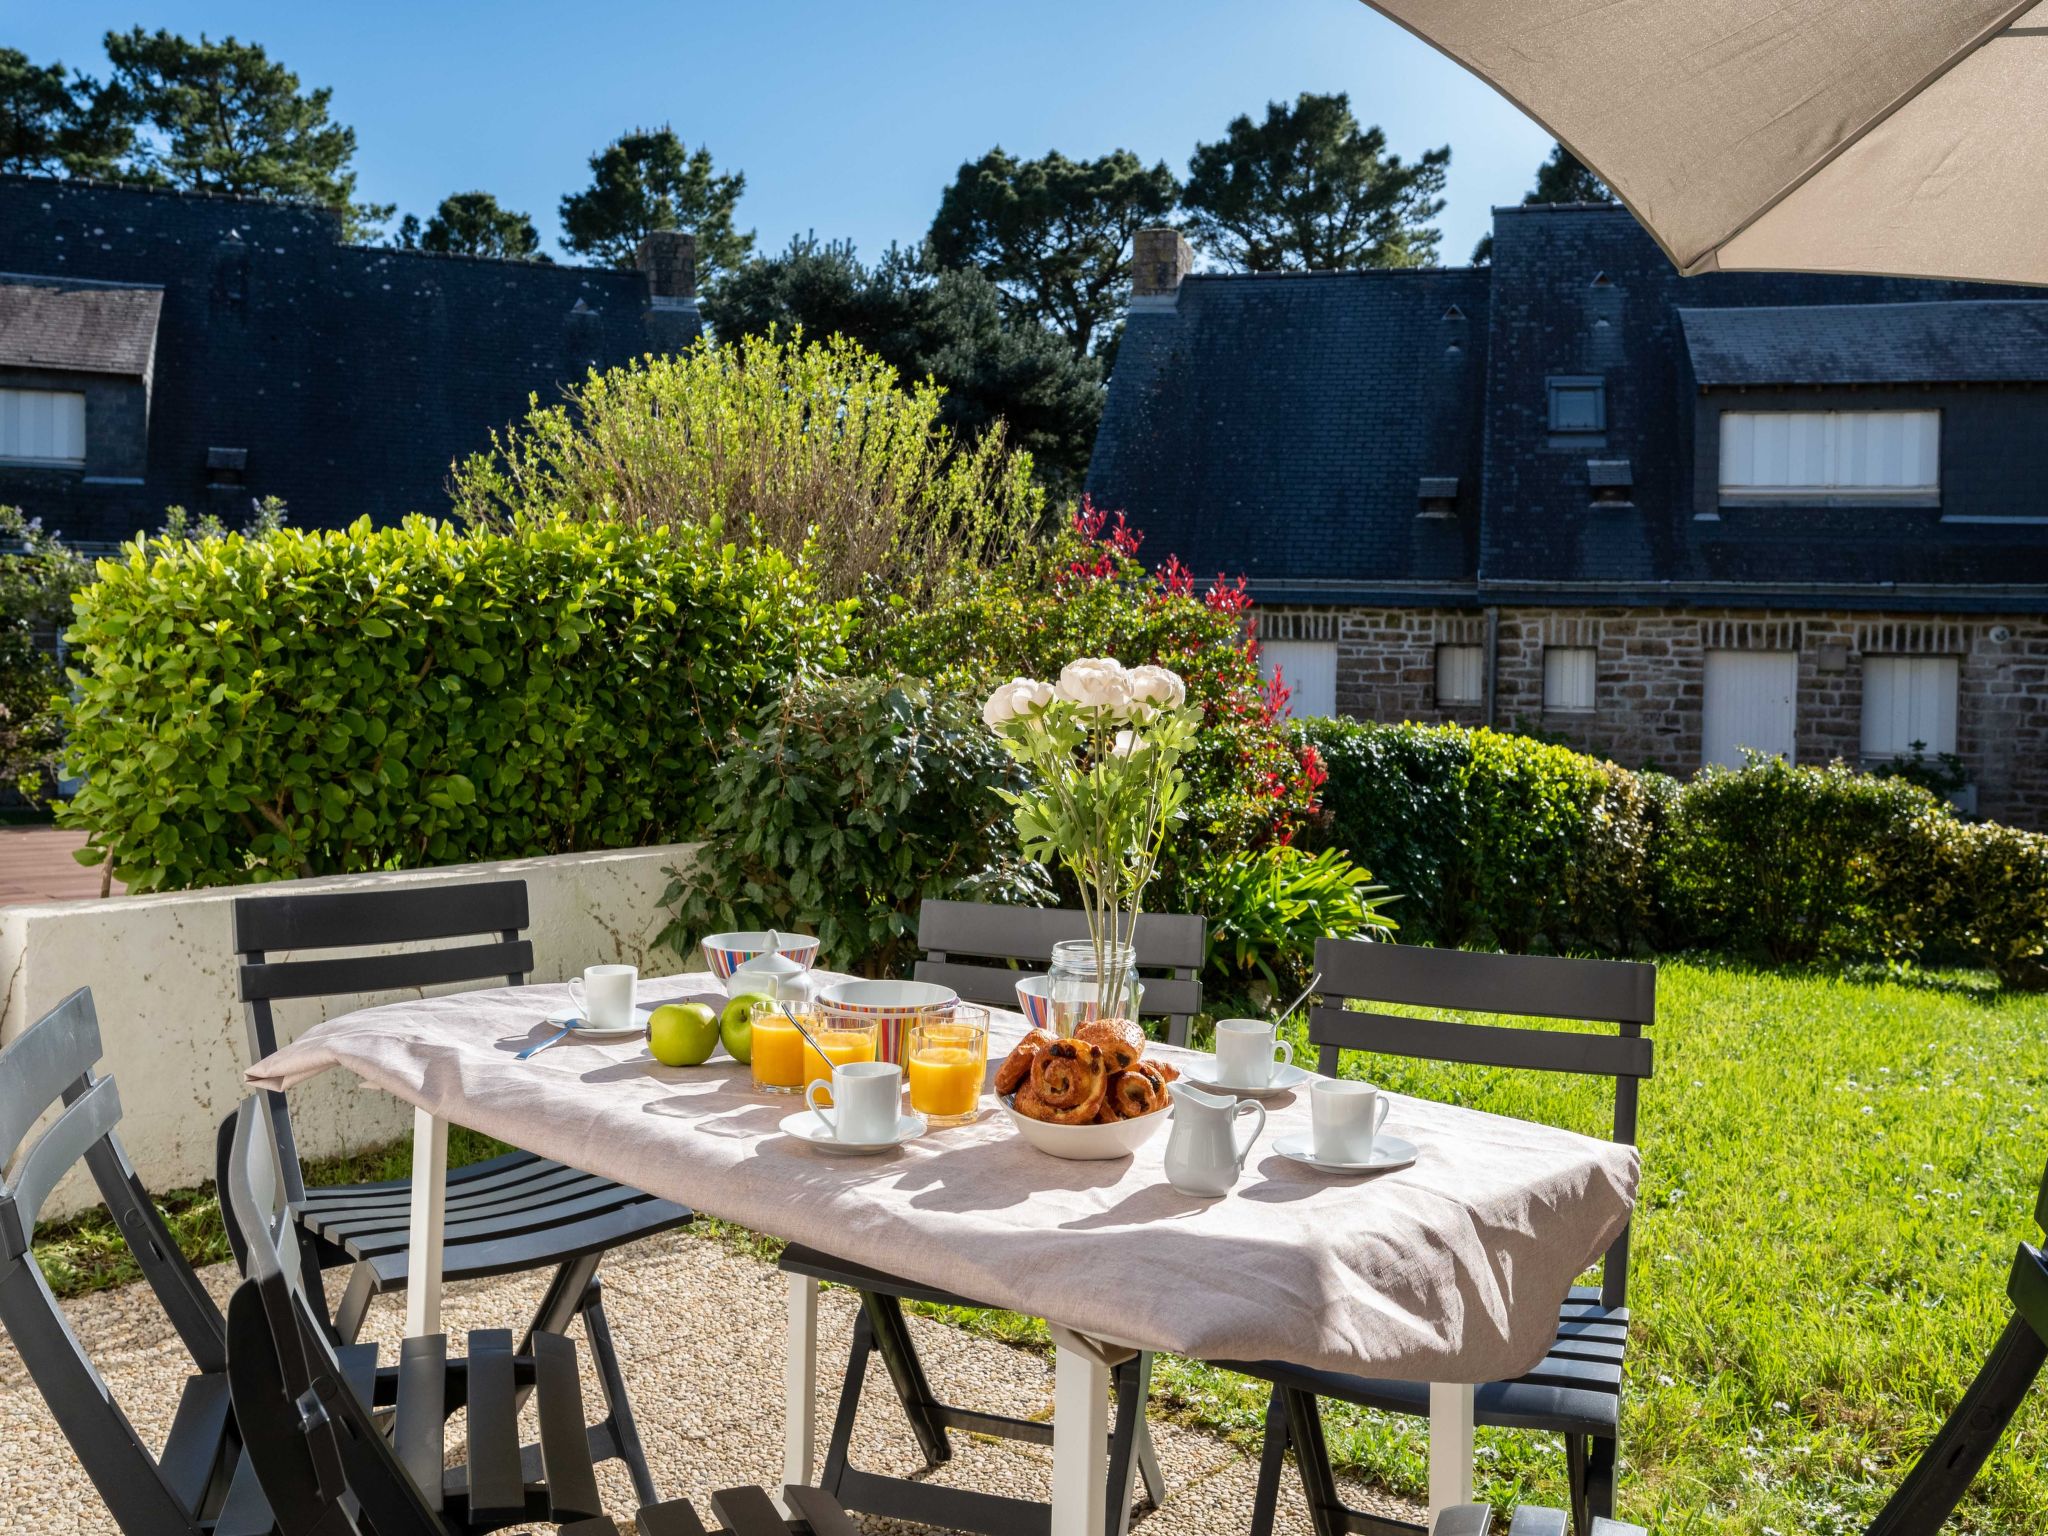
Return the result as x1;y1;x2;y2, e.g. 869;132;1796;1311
1109;729;1150;758
1128;664;1186;711
982;677;1054;729
1055;657;1134;717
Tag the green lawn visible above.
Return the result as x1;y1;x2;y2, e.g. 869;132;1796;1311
31;958;2048;1532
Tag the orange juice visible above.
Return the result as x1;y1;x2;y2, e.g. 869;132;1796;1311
750;1010;808;1092
908;1047;983;1118
906;1011;988;1125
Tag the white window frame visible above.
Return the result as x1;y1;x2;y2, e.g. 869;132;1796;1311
1861;655;1960;761
1543;646;1597;713
1718;409;1940;501
0;388;87;467
1435;644;1483;706
1258;639;1338;720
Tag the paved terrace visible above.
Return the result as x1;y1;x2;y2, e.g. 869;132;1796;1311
0;1225;1425;1534
0;828;118;907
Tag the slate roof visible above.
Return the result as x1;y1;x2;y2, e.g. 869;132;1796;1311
0;272;163;377
1680;300;2048;386
1085;267;1490;595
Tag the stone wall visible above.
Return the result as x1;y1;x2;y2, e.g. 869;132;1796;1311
1260;603;2048;826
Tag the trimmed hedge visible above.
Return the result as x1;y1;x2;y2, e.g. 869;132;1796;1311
1296;717;2048;986
58;517;847;890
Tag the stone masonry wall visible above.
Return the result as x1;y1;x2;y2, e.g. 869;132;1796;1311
1259;604;2048;829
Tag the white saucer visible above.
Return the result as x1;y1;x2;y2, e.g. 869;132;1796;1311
1271;1132;1418;1174
1181;1057;1317;1099
544;1000;711;1042
778;1109;928;1155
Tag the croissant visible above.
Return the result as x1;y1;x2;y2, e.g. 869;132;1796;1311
1105;1061;1169;1119
1024;1039;1110;1123
1075;1018;1145;1072
994;1029;1057;1095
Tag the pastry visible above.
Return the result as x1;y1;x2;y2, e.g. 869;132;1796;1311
993;1029;1057;1095
1023;1039;1110;1123
1075;1018;1145;1072
1105;1061;1169;1119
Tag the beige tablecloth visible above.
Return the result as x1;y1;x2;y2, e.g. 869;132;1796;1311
248;973;1639;1383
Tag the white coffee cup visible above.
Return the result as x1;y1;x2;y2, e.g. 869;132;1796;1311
807;1061;903;1144
1311;1079;1391;1164
567;964;637;1031
1214;1017;1294;1088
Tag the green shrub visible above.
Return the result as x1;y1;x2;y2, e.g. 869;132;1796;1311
0;505;90;801
871;504;1322;903
58;516;846;890
1655;754;1957;964
1943;819;2048;988
1293;718;1658;954
1186;846;1396;997
449;330;1044;602
659;677;1050;976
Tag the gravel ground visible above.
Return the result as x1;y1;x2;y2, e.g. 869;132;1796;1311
0;1227;1424;1534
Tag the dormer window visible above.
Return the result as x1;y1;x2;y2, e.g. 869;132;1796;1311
1720;409;1939;503
1548;376;1606;434
0;388;86;467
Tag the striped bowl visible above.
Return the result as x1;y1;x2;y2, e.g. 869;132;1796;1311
700;931;820;982
816;979;957;1063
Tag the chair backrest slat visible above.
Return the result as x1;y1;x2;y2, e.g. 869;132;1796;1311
2;1076;122;1247
232;880;529;954
240;939;535;1004
1310;1007;1653;1080
917;901;1205;970
0;987;99;1169
912;900;1205;1047
1318;940;1654;1025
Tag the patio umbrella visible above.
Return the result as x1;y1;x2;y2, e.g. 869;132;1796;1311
1362;0;2048;284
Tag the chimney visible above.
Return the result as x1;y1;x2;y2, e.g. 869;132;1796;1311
636;230;697;309
1130;227;1194;308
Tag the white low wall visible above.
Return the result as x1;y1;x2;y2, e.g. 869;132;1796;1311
0;844;702;1218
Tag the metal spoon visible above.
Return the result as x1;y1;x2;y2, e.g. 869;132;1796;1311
517;1019;578;1061
779;1001;830;1061
1273;971;1322;1026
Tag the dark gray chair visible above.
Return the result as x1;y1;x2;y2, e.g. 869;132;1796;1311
230;880;693;1506
1231;939;1655;1536
218;1095;860;1536
0;988;243;1533
912;898;1206;1047
777;898;1204;1536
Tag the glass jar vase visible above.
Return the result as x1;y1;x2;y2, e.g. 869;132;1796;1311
1047;939;1141;1038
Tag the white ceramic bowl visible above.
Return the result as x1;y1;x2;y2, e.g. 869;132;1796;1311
999;1093;1170;1161
700;931;819;981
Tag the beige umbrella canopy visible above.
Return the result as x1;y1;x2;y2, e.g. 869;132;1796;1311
1363;0;2048;284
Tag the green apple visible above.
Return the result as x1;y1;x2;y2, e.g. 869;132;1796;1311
720;991;768;1064
648;1002;720;1067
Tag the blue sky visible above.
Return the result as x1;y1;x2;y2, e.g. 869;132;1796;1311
13;0;1556;267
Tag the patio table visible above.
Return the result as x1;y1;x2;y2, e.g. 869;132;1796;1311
247;972;1639;1530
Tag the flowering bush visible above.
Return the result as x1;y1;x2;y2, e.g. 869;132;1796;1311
870;501;1322;905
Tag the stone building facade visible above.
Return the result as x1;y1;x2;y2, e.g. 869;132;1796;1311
1089;208;2048;826
0;174;703;546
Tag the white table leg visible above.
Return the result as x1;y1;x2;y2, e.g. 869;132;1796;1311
784;1274;820;1489
1428;1381;1477;1519
1051;1325;1132;1535
404;1108;449;1337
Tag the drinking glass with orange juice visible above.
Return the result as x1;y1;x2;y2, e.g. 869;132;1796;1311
750;1003;877;1099
906;1008;988;1126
